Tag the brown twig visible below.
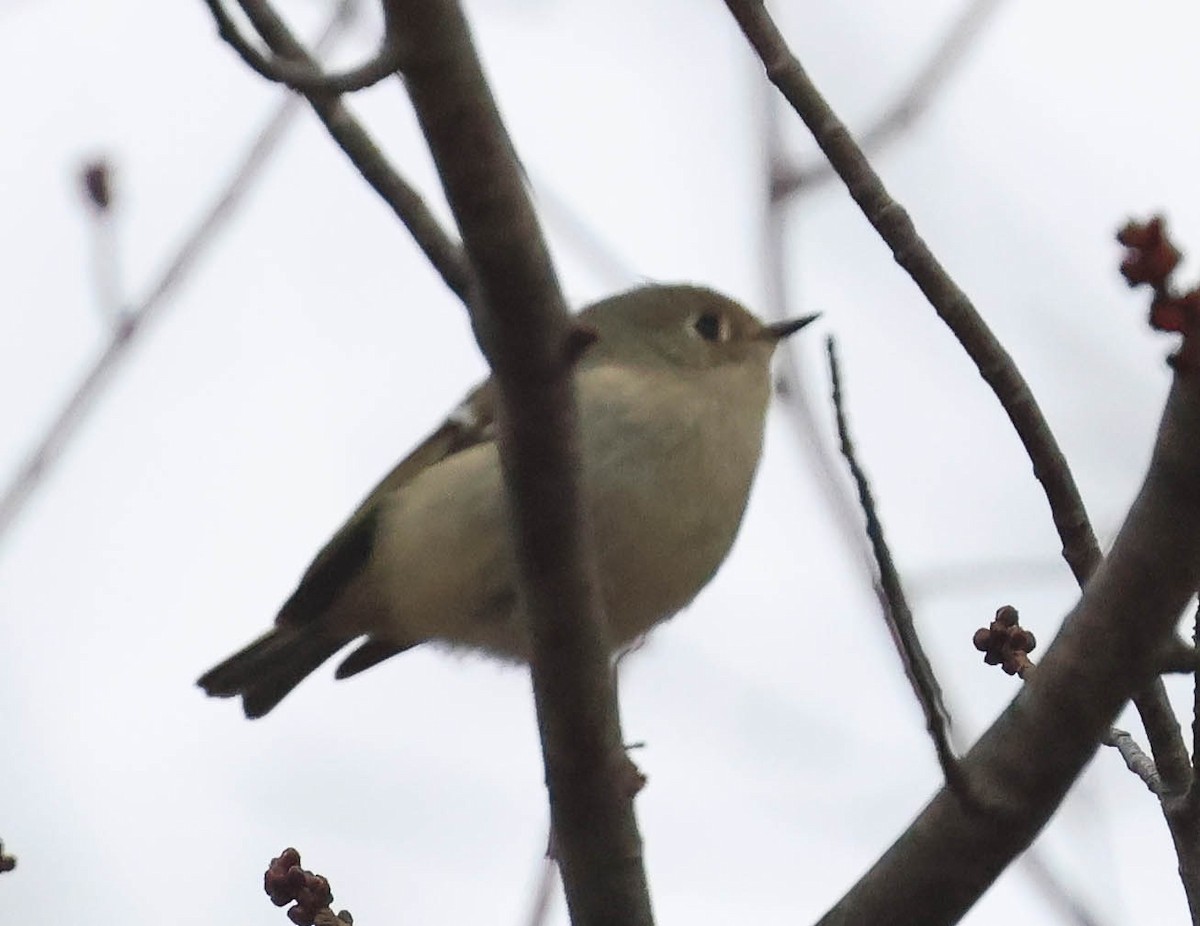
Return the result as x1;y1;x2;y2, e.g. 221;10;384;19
204;0;401;94
233;0;475;307
772;0;1006;198
0;0;360;550
826;337;962;793
383;2;653;924
0;840;15;874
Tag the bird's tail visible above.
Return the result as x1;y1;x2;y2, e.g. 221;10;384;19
197;627;348;719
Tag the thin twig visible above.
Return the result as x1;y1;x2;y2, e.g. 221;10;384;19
0;0;360;549
528;175;641;290
826;337;962;793
204;0;402;93
383;2;653;924
1019;853;1107;926
1102;728;1165;795
772;0;1006;198
234;0;475;306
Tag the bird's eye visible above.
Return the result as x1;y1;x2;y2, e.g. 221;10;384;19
693;312;725;342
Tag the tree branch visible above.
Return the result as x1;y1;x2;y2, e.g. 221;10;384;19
383;2;654;924
772;0;1006;198
725;0;1190;793
0;0;360;550
826;337;961;793
204;0;402;94
234;0;476;307
818;362;1200;923
1101;728;1165;795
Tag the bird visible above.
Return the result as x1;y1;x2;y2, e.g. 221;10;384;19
198;284;817;717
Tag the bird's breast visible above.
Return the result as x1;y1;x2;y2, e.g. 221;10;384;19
578;363;770;646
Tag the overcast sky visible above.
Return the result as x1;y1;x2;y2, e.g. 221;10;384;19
4;1;1200;924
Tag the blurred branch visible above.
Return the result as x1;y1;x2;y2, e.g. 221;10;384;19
383;3;653;925
772;0;1006;198
205;0;401;93
826;336;960;792
234;0;475;305
1019;853;1107;926
0;0;360;550
521;853;558;926
0;840;15;875
761;84;892;647
529;174;641;290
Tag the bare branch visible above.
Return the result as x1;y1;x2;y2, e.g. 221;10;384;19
726;0;1191;794
204;0;401;94
1102;728;1166;796
729;0;1099;583
0;0;359;549
383;2;653;924
826;337;962;793
773;0;1006;198
816;361;1200;923
1019;853;1109;926
233;0;475;306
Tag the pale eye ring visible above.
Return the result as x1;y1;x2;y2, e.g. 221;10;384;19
692;311;726;342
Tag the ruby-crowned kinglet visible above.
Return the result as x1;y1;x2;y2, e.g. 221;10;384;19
198;284;816;717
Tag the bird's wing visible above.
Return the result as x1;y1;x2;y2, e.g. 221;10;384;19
275;379;497;629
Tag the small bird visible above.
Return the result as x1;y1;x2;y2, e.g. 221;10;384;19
198;284;816;717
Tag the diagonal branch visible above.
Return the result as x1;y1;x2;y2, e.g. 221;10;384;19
0;0;360;550
826;337;960;793
234;0;476;307
772;0;1006;198
204;0;402;93
382;2;654;924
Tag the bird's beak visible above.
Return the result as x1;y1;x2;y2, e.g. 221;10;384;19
762;313;820;341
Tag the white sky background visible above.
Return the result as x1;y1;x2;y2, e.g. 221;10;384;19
2;0;1199;923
